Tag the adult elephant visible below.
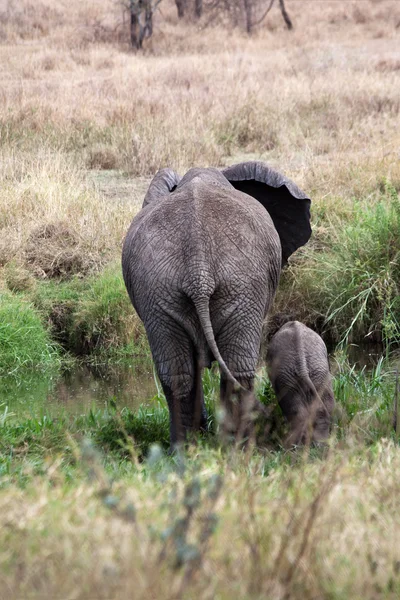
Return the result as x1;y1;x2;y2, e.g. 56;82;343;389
122;162;311;446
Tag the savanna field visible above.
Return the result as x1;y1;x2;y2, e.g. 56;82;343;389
1;0;400;597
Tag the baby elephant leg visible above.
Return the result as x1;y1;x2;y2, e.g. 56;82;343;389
146;320;207;448
312;387;335;443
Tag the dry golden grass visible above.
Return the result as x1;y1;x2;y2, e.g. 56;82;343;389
0;0;399;281
0;151;138;279
1;440;400;599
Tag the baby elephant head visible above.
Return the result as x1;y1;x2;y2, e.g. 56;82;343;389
279;385;333;447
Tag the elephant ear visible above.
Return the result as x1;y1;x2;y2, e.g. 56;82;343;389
222;161;311;264
142;168;181;208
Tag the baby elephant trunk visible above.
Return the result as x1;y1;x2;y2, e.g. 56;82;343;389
280;380;331;447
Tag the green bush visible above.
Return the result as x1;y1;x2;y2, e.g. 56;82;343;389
32;266;149;358
321;184;400;344
276;181;400;347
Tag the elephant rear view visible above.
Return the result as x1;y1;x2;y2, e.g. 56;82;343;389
122;162;311;447
266;321;335;446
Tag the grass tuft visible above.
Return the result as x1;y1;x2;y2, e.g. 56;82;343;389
71;266;145;354
0;292;60;377
31;266;148;357
273;181;400;347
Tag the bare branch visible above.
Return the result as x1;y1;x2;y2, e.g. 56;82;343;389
252;0;275;28
278;0;293;30
126;0;163;49
175;0;186;18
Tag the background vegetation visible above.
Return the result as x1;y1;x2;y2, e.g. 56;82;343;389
1;0;399;366
0;1;400;597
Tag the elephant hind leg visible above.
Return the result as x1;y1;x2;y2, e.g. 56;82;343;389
220;371;257;443
212;297;264;442
146;324;207;446
192;359;208;433
161;372;206;446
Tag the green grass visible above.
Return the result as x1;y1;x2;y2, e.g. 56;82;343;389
30;265;149;359
0;356;399;599
0;359;397;485
0;174;399;380
0;265;149;378
0;291;60;377
275;180;400;348
71;266;146;354
0;379;215;483
1;417;400;599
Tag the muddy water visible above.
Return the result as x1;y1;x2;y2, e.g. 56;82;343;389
337;343;385;368
0;344;387;419
0;363;157;419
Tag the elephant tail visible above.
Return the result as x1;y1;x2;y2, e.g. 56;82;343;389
193;297;241;390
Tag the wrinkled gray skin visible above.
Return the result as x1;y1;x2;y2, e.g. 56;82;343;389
122;162;311;447
266;321;335;446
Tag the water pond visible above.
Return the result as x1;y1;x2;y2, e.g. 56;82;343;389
0;343;388;420
0;362;157;420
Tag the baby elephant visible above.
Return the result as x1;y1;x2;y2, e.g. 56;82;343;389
266;321;335;446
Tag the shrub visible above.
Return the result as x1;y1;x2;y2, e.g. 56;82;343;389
273;181;400;347
31;266;148;357
317;183;400;344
